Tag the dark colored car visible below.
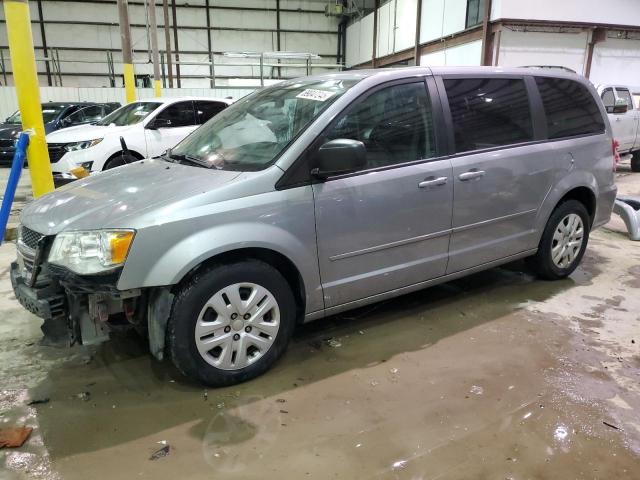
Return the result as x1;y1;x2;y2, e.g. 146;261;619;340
0;102;120;166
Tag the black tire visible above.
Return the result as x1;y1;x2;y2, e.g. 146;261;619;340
103;153;138;170
167;260;297;386
631;152;640;172
527;199;590;280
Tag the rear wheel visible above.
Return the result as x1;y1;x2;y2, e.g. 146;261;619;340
631;151;640;172
167;260;296;386
527;200;590;280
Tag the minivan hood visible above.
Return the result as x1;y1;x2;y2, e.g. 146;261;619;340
21;160;243;235
46;124;134;143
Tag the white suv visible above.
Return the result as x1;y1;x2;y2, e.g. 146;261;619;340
596;85;640;170
46;97;232;173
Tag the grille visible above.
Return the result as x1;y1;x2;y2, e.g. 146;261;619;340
47;143;67;163
20;226;44;250
0;139;15;149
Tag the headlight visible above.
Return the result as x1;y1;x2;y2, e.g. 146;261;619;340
48;229;135;275
64;138;103;152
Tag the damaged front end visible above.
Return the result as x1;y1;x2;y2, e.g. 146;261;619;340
10;225;173;357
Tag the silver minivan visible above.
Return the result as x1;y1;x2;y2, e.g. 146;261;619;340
11;67;617;386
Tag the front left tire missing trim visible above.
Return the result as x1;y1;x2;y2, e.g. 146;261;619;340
167;260;297;386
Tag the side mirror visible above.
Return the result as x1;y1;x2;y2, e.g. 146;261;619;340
311;139;366;180
147;118;172;130
613;98;628;114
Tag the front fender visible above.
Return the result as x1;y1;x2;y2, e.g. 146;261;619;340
117;185;323;314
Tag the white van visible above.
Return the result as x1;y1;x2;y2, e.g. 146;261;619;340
46;97;232;173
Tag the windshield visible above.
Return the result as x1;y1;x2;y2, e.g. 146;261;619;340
7;104;68;124
97;102;161;126
170;78;359;171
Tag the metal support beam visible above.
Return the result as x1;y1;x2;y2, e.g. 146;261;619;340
276;0;282;78
372;0;378;67
117;0;136;102
36;0;52;86
148;0;161;96
205;0;214;87
259;52;264;87
162;0;173;87
481;0;493;65
171;0;181;87
3;0;53;197
413;0;421;66
585;27;607;78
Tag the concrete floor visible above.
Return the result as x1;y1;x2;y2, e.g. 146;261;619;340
1;167;639;479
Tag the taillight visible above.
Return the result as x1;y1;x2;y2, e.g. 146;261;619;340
612;139;620;170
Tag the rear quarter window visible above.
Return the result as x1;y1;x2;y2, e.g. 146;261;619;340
535;77;605;139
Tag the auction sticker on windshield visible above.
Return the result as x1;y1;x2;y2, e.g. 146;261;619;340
296;89;335;102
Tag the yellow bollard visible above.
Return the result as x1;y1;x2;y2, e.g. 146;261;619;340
154;79;162;98
123;63;136;104
4;0;54;197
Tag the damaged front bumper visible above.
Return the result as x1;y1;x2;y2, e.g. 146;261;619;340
11;257;174;359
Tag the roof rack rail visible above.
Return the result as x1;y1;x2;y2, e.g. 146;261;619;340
520;65;577;73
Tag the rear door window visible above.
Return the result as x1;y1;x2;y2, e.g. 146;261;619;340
601;88;615;113
195;101;227;124
443;77;533;153
535;77;605;139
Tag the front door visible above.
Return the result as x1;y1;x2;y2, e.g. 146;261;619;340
313;80;453;308
144;100;199;157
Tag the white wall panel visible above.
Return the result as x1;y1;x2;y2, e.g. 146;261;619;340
420;39;482;66
420;0;469;44
493;0;640;26
442;0;467;37
346;12;374;67
394;0;417;52
377;0;393;58
420;0;446;43
497;29;588;74
590;38;640;88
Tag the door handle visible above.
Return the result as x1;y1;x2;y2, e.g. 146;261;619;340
418;176;448;188
458;170;486;181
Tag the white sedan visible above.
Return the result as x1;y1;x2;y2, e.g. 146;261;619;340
46;97;232;173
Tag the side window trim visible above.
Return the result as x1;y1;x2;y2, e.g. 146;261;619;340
276;76;447;189
437;74;536;155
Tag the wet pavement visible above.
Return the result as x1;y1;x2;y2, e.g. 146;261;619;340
1;168;639;479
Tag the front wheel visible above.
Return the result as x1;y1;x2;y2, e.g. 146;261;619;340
527;200;590;280
167;260;297;386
